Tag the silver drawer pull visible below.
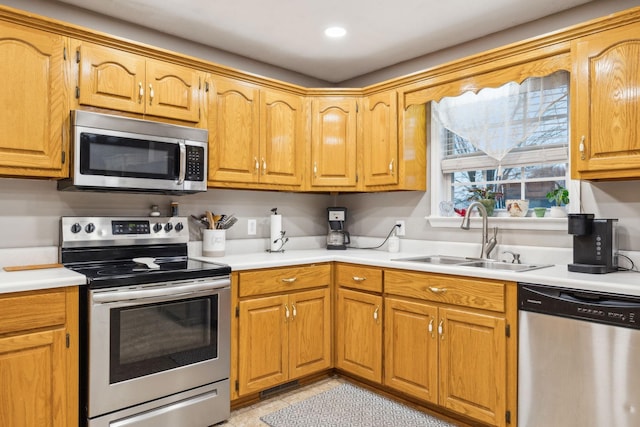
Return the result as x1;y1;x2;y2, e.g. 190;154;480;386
428;286;447;294
352;276;367;282
281;277;297;283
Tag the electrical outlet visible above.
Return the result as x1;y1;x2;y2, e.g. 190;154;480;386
247;219;257;235
395;220;406;236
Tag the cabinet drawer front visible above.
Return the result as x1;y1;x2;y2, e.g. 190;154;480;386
239;264;331;297
385;270;505;312
336;264;383;292
0;289;66;335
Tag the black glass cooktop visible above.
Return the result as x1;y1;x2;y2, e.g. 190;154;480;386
61;244;230;288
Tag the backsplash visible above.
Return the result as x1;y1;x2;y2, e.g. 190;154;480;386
2;177;640;253
0;178;330;249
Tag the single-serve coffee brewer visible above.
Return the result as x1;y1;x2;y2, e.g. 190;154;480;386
568;213;618;274
327;207;350;250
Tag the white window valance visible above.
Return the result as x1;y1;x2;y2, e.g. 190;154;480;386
433;71;569;174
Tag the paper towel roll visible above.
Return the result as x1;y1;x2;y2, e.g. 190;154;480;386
270;214;282;251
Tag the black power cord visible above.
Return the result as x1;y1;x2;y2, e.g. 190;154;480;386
351;224;402;250
616;253;639;273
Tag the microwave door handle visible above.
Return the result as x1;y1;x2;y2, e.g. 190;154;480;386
177;140;186;185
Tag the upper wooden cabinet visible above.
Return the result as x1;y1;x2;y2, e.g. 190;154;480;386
363;90;398;187
207;77;304;188
572;21;640;180
0;21;68;178
309;97;359;190
207;76;260;184
75;41;202;122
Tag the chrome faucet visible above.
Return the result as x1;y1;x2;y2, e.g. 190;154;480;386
460;201;498;259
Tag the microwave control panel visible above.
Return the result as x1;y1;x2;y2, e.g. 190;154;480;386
186;146;205;182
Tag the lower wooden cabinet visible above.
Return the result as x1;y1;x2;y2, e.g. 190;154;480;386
384;270;512;427
335;287;383;383
0;287;78;427
236;265;331;396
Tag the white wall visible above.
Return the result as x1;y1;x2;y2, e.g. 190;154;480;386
0;178;330;248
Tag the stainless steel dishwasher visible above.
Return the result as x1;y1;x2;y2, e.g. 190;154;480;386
518;282;640;427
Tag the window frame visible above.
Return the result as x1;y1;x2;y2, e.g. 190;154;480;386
427;75;580;231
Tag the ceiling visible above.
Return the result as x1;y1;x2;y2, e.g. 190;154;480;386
55;0;594;83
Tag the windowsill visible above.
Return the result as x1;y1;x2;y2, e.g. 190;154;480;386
427;215;568;231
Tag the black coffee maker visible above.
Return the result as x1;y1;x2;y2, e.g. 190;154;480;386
568;213;618;274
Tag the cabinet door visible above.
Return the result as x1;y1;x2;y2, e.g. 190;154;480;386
145;59;201;122
0;328;67;427
208;77;260;184
310;97;358;188
238;295;288;395
260;89;304;186
77;42;146;114
0;22;66;177
363;90;398;187
439;307;506;427
335;288;382;383
384;297;438;403
572;22;640;179
288;288;331;379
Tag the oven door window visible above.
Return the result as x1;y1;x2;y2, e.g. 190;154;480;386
110;295;218;384
79;132;179;180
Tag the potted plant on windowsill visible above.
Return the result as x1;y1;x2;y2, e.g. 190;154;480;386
546;185;569;218
467;186;501;217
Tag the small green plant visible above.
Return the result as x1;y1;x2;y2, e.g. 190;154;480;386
546;185;569;206
467;186;500;201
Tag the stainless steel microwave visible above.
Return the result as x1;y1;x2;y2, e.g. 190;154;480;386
58;110;208;194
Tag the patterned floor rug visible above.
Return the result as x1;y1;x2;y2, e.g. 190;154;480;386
260;383;458;427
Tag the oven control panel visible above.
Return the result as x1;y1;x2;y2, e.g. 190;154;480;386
61;216;189;247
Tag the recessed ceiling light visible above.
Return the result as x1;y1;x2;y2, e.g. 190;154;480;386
324;26;347;38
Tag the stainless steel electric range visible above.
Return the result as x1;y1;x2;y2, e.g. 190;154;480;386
60;216;231;427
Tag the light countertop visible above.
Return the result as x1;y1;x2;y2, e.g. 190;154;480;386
0;266;87;294
2;244;639;297
193;247;640;297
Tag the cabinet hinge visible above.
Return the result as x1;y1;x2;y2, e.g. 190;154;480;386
235;380;239;392
75;48;80;63
506;324;511;338
65;333;70;348
76;87;80;99
506;410;511;424
205;81;210;92
61;151;66;164
356;102;359;113
63;47;67;60
235;306;239;318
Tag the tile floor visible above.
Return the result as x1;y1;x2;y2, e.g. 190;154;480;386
222;376;347;427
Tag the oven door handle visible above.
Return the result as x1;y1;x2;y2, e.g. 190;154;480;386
92;279;230;304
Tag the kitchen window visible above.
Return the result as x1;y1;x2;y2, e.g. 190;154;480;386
429;70;577;228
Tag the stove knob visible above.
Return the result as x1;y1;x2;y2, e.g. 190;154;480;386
71;223;82;234
85;223;96;233
164;223;173;232
153;223;163;233
175;222;184;232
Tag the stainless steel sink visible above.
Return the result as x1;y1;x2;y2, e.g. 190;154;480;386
392;255;470;265
459;260;552;272
393;255;552;272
